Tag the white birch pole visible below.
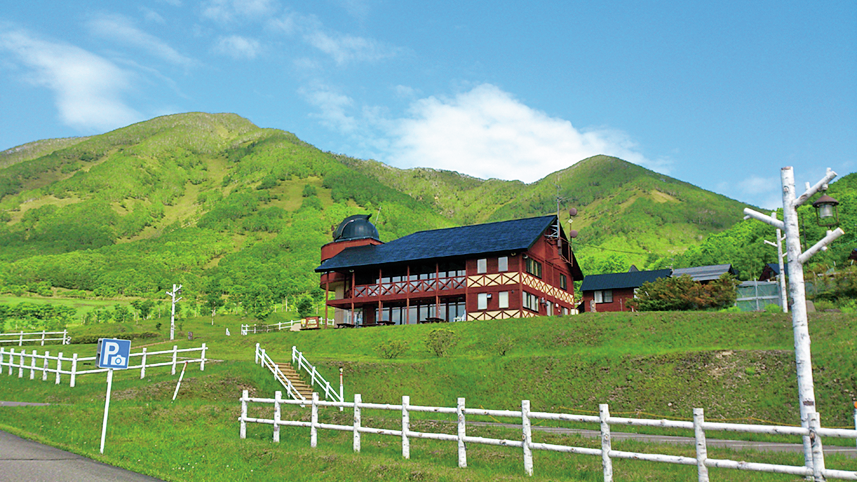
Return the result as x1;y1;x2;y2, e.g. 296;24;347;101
240;390;248;439
600;404;613;482
55;352;62;385
100;368;114;454
522;400;533;476
311;392;319;448
70;353;78;387
693;408;709;482
29;350;36;379
353;394;361;453
402;395;410;459
42;351;49;381
273;391;281;443
457;397;467;468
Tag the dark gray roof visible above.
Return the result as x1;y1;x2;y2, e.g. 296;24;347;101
671;264;735;282
316;215;558;272
580;269;672;292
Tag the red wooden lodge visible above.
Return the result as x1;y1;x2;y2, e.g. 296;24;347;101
315;214;583;326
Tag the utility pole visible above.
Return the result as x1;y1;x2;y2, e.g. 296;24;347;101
762;212;788;313
744;167;844;477
166;284;182;341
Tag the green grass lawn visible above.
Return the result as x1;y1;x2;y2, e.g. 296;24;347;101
1;310;856;481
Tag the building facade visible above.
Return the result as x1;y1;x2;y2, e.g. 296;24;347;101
316;215;582;326
579;268;672;313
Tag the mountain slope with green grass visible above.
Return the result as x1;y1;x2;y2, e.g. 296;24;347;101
3;112;851;311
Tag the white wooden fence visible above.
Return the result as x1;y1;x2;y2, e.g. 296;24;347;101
0;344;207;387
241;319;335;335
254;344;306;402
0;330;70;346
238;392;857;482
289;345;343;404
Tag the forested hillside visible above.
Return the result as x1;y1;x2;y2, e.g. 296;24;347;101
3;112;849;322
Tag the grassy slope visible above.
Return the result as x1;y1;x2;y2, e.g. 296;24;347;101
1;311;855;481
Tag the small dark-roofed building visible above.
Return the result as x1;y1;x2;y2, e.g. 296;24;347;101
672;264;736;283
316;214;583;325
580;268;672;312
759;263;781;281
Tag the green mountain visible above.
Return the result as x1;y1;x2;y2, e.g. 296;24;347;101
0;112;765;304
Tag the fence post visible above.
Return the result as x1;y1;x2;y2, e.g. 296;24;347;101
311;392;319;448
353;393;361;453
693;408;709;482
291;345;296;365
200;343;207;371
402;395;410;459
42;351;49;381
311;365;318;387
458;397;467;468
171;345;178;375
141;348;148;379
29;350;37;380
0;348;4;374
240;390;248;439
255;343;260;364
600;404;613;482
41;331;46;346
63;329;68;345
18;350;24;378
56;352;62;385
809;411;825;481
522;400;533;476
18;331;23;347
274;391;281;443
5;348;11;376
70;353;78;387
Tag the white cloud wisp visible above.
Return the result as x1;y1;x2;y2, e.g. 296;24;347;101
385;84;668;183
0;28;141;132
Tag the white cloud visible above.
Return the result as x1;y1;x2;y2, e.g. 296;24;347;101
0;28;141;132
304;30;397;65
87;14;194;68
202;0;278;23
214;35;261;59
300;84;358;133
384;84;668;183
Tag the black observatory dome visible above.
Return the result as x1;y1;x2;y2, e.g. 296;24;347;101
333;214;379;241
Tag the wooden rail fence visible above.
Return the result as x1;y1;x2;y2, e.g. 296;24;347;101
0;344;207;387
239;392;857;481
0;330;69;346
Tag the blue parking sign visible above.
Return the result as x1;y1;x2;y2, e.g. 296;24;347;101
97;339;131;369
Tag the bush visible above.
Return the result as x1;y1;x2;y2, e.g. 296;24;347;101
494;335;514;356
70;332;158;344
425;328;458;357
764;304;782;313
376;340;409;359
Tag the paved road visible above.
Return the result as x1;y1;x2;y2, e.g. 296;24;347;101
0;430;165;482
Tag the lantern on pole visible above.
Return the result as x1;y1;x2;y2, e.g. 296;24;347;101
812;194;840;227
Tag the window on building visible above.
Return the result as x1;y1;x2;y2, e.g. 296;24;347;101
562;307;569;316
523;291;539;312
477;258;487;274
594;290;613;303
477;293;489;310
525;257;542;278
498;256;508;272
498;291;509;309
560;273;568;291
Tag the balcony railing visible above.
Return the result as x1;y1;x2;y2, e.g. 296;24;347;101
349;275;466;299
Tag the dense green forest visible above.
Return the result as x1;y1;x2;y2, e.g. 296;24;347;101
1;112;854;330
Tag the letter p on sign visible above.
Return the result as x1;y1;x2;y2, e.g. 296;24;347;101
97;338;132;369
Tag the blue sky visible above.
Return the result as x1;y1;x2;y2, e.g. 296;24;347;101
1;1;855;209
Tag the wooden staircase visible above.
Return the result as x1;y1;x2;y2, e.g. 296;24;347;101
276;363;314;400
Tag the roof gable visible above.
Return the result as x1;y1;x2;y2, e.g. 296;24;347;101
317;215;558;272
671;264;735;282
580;269;672;291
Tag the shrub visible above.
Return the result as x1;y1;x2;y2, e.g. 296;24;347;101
425;328;458;357
494;335;514;356
70;332;158;344
377;340;409;359
764;304;782;313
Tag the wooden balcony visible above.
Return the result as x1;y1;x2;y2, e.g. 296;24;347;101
333;275;467;306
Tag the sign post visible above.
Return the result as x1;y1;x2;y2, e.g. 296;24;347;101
97;338;131;454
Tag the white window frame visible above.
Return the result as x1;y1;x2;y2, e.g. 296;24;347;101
477;258;487;274
477;293;489;310
498;256;508;272
498;291;509;309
